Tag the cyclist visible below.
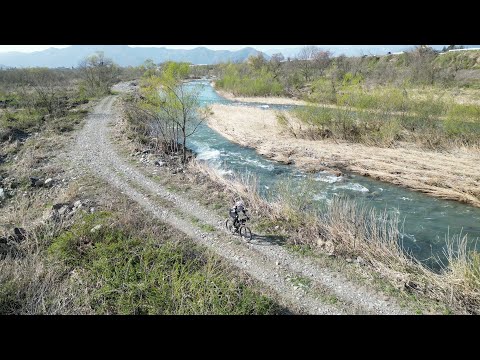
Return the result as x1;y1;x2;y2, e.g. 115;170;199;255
229;200;249;232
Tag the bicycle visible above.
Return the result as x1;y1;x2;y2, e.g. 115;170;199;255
225;217;252;242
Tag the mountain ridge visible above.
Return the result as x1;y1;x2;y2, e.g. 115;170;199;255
0;45;269;68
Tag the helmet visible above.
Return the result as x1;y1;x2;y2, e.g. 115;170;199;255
235;200;245;208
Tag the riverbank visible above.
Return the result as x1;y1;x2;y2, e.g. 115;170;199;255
207;104;480;207
211;82;308;106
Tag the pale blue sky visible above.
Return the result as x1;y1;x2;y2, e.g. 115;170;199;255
0;45;412;53
0;45;303;53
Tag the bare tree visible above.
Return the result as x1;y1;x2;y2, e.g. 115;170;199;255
268;53;284;79
137;62;209;163
297;46;320;82
312;50;332;76
78;51;120;96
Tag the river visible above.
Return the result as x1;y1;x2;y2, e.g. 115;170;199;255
184;80;480;270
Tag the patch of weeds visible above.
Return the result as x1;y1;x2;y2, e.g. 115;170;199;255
324;293;339;305
286;243;315;257
289;274;312;289
166;184;181;193
200;224;216;233
47;211;111;267
48;211;282;314
254;218;282;234
212;203;224;210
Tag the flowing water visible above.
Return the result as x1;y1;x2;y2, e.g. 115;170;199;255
184;80;480;269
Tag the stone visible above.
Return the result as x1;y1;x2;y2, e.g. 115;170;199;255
90;224;102;233
13;228;26;242
0;188;5;199
356;256;365;265
58;206;69;215
44;178;53;186
73;200;82;208
52;203;69;210
154;160;166;167
30;177;40;187
35;179;45;187
316;238;326;247
346;258;353;263
275;261;280;266
324;240;335;255
90;207;95;213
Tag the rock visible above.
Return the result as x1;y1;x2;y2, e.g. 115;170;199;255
275;261;280;266
324;240;335;255
274;225;280;230
90;207;95;213
346;258;353;263
0;188;5;199
44;178;53;187
90;224;102;233
316;238;326;247
356;256;365;265
30;177;40;187
154;160;166;167
13;227;26;242
58;205;69;215
33;178;45;187
73;200;82;208
52;203;69;210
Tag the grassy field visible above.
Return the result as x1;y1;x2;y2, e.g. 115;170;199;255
0;173;285;314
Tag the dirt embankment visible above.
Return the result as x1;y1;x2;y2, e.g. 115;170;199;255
207;104;480;207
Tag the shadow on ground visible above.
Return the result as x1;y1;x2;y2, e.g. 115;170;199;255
251;233;288;246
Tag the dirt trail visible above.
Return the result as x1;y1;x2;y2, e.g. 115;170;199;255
207;104;480;207
63;88;409;315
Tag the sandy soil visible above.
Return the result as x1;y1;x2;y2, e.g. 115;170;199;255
207;104;480;207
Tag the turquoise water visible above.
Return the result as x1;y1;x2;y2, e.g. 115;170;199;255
185;81;480;269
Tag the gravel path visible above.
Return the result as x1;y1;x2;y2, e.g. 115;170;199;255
64;86;410;315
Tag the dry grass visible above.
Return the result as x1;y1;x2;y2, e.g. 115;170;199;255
0;252;88;314
190;159;480;314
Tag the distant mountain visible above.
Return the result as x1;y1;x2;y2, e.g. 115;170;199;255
0;45;269;68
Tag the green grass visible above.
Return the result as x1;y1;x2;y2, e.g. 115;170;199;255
47;212;282;315
0;109;44;133
216;65;285;97
289;275;312;289
200;223;216;233
285;243;316;257
289;86;480;148
434;50;480;70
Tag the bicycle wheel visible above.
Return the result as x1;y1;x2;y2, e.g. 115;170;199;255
225;218;235;233
239;226;252;242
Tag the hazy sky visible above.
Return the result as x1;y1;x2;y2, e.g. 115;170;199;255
0;45;417;53
0;45;302;53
